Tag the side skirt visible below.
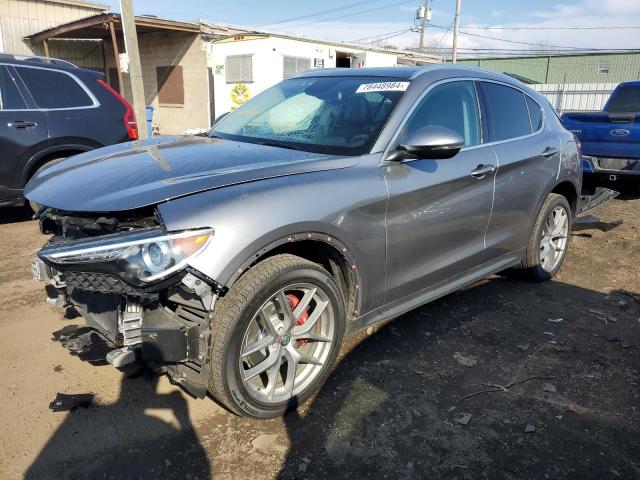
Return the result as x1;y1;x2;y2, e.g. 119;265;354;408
346;251;523;335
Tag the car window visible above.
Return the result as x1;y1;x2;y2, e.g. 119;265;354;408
401;80;481;148
0;67;27;109
15;66;93;109
605;84;640;113
481;82;532;141
526;96;543;132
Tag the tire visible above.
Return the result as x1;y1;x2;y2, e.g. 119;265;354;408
208;254;346;418
519;193;572;282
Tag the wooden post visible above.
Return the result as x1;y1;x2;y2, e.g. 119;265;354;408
119;0;147;139
108;20;124;94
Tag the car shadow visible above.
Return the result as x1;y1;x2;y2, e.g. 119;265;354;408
278;278;640;479
25;355;211;479
0;205;33;225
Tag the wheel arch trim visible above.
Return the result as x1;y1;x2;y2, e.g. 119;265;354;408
225;231;363;318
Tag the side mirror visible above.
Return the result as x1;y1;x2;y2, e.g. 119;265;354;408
387;125;465;161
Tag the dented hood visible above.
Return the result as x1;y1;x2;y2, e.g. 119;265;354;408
25;135;356;212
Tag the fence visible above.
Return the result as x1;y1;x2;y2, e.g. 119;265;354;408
531;82;618;113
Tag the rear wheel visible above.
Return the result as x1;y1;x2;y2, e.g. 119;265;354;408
208;254;345;418
519;193;572;282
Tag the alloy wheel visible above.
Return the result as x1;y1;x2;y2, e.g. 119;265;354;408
238;283;335;404
540;205;569;272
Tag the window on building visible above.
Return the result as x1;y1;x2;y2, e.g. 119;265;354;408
480;82;531;141
402;80;481;148
283;56;311;78
525;96;543;132
226;55;253;83
597;62;610;75
0;67;27;109
156;65;184;105
15;66;93;109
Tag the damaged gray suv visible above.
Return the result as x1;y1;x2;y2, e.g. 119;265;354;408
27;66;581;418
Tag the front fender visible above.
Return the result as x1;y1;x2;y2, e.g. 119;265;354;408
157;163;388;314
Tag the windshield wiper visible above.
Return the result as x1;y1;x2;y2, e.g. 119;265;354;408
255;140;307;152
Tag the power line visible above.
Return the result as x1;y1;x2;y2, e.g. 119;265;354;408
362;29;413;45
459;25;640;30
349;28;411;43
267;0;415;31
252;0;384;28
431;24;585;50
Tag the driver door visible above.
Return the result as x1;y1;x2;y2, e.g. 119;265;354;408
383;80;496;303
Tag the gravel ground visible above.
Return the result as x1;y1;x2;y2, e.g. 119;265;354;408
0;185;638;480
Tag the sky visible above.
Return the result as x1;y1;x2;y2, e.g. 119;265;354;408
112;0;640;57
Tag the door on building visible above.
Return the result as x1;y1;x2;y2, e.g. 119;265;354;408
335;51;351;68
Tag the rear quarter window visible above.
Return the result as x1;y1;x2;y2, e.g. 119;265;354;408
16;66;94;109
525;96;543;132
481;82;532;142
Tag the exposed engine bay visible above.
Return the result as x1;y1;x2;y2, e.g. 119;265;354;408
32;208;224;397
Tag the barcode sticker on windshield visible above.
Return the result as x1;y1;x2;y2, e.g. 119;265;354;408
356;82;409;94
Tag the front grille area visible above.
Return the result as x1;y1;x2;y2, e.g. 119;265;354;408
595;157;637;171
64;271;139;295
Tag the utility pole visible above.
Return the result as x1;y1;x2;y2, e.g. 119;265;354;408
451;0;462;63
119;0;147;139
418;0;429;53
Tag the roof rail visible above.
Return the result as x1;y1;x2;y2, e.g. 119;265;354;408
0;53;77;68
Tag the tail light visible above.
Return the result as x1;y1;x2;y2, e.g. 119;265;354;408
97;79;138;140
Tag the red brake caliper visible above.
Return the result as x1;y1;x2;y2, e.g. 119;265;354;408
286;293;309;346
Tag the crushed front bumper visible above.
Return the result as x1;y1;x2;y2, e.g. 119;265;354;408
32;258;218;398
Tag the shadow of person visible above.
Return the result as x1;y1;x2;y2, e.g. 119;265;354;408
26;368;211;480
278;278;640;479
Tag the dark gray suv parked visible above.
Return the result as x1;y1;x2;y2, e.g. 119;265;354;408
27;66;581;418
0;55;137;207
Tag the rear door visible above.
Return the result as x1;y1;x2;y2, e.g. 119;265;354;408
479;81;560;260
0;65;48;199
384;80;496;303
13;65;103;149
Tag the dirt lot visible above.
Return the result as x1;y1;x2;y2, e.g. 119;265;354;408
1;187;638;480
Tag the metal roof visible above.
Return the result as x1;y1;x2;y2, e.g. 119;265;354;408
26;12;200;44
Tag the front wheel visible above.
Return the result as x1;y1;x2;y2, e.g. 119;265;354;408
208;254;345;418
519;193;572;282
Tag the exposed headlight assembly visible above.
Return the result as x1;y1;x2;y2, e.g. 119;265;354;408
40;228;213;284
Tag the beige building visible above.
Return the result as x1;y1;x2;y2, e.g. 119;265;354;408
0;0;107;70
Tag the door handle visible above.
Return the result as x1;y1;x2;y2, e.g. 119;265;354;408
542;147;559;158
7;121;38;129
470;164;496;179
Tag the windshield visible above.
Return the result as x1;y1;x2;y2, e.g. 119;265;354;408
211;76;409;155
606;84;640;113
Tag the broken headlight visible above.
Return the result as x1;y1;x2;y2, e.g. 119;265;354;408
39;228;213;284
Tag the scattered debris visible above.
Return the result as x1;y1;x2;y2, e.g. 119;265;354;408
548;318;564;323
164;459;172;468
250;434;278;452
53;365;63;373
543;331;555;336
517;343;530;351
48;392;93;412
299;463;308;473
457;375;551;404
302;457;311;464
525;424;536;433
543;383;557;393
588;308;606;316
454;413;473;425
453;352;478;367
